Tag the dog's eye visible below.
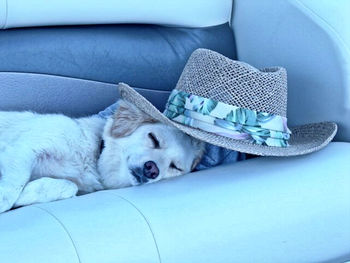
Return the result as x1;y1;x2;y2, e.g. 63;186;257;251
148;133;160;149
170;162;183;172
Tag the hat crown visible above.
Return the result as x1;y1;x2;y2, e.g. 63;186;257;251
175;49;288;117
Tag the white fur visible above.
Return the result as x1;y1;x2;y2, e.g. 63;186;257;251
0;100;204;213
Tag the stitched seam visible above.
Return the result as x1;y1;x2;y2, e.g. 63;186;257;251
32;206;81;263
293;0;350;57
229;0;233;28
0;71;172;94
106;192;162;263
3;0;8;29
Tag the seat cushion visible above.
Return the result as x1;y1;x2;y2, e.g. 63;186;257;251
0;142;349;262
0;192;160;263
106;142;350;262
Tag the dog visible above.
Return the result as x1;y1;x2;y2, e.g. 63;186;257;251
0;100;205;213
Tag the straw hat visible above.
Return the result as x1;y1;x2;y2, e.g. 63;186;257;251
119;48;337;156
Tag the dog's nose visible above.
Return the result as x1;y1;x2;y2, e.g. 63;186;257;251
143;161;159;179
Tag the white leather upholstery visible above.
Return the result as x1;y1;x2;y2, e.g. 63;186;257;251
0;2;349;262
1;142;349;262
0;207;79;262
299;0;350;49
0;193;160;263
233;0;350;142
0;0;232;29
0;0;6;27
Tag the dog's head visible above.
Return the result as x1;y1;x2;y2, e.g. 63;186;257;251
98;100;205;188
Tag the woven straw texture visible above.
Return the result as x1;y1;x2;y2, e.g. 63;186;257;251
176;49;288;117
119;83;337;157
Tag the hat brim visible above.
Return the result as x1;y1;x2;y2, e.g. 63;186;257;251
119;83;337;157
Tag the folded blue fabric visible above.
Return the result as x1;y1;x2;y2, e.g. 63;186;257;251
97;101;245;171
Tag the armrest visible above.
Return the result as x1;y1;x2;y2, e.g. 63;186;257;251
0;0;231;29
232;0;350;142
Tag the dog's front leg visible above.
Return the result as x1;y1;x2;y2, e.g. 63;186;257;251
14;177;78;208
0;149;34;213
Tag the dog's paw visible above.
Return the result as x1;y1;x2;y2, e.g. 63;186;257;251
59;180;79;199
0;195;12;213
0;185;19;213
14;178;78;208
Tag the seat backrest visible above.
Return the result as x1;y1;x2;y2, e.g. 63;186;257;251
0;24;235;116
0;0;235;117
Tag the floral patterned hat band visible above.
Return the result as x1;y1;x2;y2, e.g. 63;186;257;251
164;89;292;147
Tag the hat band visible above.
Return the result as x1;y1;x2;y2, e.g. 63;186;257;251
164;89;291;147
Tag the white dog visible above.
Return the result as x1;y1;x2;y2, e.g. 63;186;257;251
0;100;205;213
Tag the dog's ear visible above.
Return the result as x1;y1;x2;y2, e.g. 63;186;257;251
191;156;202;171
111;99;156;138
190;140;206;171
